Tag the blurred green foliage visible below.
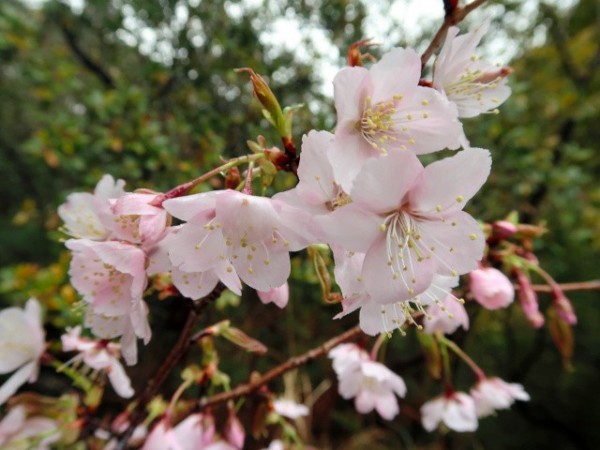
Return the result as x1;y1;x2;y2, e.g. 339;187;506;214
0;0;599;449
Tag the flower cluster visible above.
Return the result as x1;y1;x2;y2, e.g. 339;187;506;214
0;16;550;448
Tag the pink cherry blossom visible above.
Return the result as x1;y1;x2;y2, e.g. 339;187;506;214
111;192;168;247
329;343;406;420
318;147;490;305
469;266;514;310
58;174;125;240
273;399;310;419
470;377;530;417
423;293;470;335
332;247;463;336
421;391;478;432
61;326;134;398
0;405;60;449
331;48;462;191
163;190;307;293
433;21;512;118
142;414;234;450
257;282;289;308
66;239;151;364
0;298;45;405
273;131;349;241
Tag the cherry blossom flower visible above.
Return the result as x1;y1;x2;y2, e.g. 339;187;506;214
332;248;463;336
329;344;406;420
331;48;462;191
142;414;235;450
469;266;514;310
273;399;310;419
273;130;348;241
433;21;512;118
257;282;289;308
423;294;470;335
0;405;60;449
66;239;151;364
421;391;478;432
0;298;45;405
318;147;490;305
58;174;125;240
111;192;168;247
470;377;530;417
61;326;134;398
163;190;308;292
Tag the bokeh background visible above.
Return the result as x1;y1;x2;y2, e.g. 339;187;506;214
0;0;598;448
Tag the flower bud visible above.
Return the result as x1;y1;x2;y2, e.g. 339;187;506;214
515;269;544;328
469;267;514;310
552;285;577;325
492;220;518;240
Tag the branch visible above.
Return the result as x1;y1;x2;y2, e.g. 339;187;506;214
421;0;489;69
115;284;225;448
199;325;362;410
57;21;116;89
530;280;600;293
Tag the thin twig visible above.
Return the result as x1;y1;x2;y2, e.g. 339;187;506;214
530;280;600;293
421;0;489;69
199;325;362;410
115;284;225;449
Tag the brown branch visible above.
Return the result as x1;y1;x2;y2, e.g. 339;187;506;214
115;284;225;449
530;280;600;293
199;325;362;410
421;0;489;69
57;21;116;89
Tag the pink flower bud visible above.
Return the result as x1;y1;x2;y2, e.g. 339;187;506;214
469;267;514;310
492;220;518;240
515;269;544;328
257;282;289;308
552;285;577;325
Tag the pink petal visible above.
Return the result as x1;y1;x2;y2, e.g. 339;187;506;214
416;211;485;276
171;268;220;300
374;390;400;420
369;47;421;104
362;234;436;305
163;191;219;223
328;133;378;193
409;148;491;217
168;225;226;273
295;130;337;203
0;361;36;405
350;151;423;213
358;301;405;336
443;393;478;432
355;389;377;414
232;243;290;291
107;359;134;398
389;87;462;154
333;66;371;124
315;205;382;253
